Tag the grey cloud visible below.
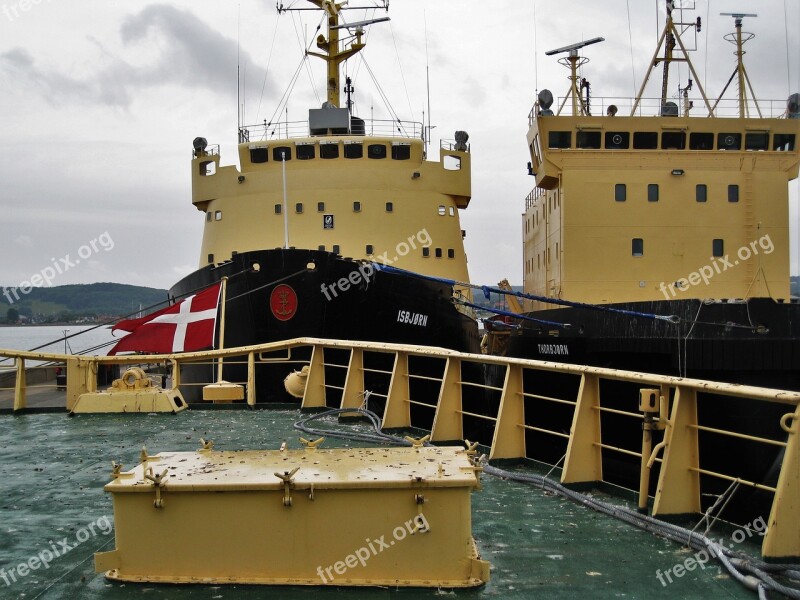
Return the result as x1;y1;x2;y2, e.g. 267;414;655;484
1;4;271;107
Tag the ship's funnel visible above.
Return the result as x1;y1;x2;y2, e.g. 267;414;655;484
788;93;800;119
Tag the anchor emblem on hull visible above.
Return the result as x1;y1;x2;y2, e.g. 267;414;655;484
270;284;298;321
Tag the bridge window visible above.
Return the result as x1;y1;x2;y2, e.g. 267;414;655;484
773;134;795;152
273;146;292;161
576;131;601;149
632;238;644;256
368;144;387;159
696;184;707;202
633;132;658;149
250;147;268;163
320;142;339;159
344;142;363;159
661;131;686;149
548;131;571;149
296;144;315;160
745;132;769;151
728;185;739;203
605;131;630;149
718;133;742;150
391;144;411;160
689;132;714;150
615;184;627;202
712;239;724;257
648;184;659;202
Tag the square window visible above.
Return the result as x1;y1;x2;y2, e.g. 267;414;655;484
273;146;292;161
320;143;339;159
250;147;268;163
712;239;724;257
648;184;659;202
632;238;644;256
696;184;707;202
368;144;387;159
391;144;410;160
615;184;627;202
296;144;315;160
344;143;363;159
728;185;739;203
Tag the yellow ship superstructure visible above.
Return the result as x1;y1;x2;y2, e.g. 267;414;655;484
523;11;800;312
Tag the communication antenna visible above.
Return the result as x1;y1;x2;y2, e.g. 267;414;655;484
545;37;604;116
712;13;761;118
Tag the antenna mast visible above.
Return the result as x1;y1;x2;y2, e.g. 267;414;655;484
712;13;761;119
631;1;711;116
545;37;605;116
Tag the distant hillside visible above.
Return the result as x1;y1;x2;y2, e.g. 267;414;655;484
1;283;168;323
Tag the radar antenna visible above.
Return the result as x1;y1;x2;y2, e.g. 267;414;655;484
711;13;761;118
544;37;604;116
631;1;712;117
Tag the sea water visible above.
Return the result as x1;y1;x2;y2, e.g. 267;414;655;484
0;325;116;356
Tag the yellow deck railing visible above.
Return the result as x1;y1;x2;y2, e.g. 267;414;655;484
0;338;797;560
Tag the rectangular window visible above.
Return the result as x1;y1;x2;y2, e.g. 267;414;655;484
206;212;212;222
745;132;769;151
615;183;627;202
386;202;393;212
661;131;686;149
633;132;658;149
318;245;325;251
391;144;411;160
689;132;714;150
366;245;374;255
647;184;659;202
274;204;282;214
548;131;571;149
344;143;363;159
576;130;601;149
447;249;455;259
320;143;340;159
353;201;361;212
317;202;325;212
632;238;644;256
214;210;222;221
295;203;303;213
208;253;214;264
696;184;708;202
273;146;292;161
773;134;795;152
728;185;739;203
249;147;268;163
296;144;315;160
718;133;742;150
435;248;443;258
712;239;724;257
422;247;430;258
332;245;340;255
368;144;387;159
605;131;630;149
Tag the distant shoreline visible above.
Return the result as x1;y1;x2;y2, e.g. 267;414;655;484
0;323;112;328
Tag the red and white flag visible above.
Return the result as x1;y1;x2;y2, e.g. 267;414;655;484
109;283;222;355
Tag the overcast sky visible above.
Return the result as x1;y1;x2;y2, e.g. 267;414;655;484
1;0;798;293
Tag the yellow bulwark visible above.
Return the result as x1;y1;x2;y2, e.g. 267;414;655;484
96;444;489;587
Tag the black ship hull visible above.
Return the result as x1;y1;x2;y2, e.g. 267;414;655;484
169;248;480;402
504;297;800;390
492;297;798;522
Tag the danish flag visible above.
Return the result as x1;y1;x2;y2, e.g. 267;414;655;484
109;283;222;355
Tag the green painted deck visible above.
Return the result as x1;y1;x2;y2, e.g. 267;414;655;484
0;409;757;599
